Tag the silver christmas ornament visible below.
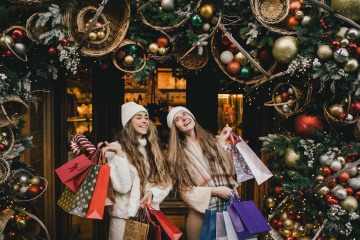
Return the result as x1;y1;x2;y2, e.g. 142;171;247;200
345;28;359;40
282;104;290;113
348;178;360;190
334;188;347;200
344;58;359;72
288;88;294;94
319;154;331;165
333;47;350;63
19;175;29;184
202;23;211;32
0;34;14;49
344;163;358;177
329;160;342;172
13;43;27;56
161;0;175;11
301;16;311;26
331;184;344;195
20;186;29;193
346;113;354;121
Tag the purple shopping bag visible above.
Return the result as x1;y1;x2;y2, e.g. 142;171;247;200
231;197;270;240
227;204;244;239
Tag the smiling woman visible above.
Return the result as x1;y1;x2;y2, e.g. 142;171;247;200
101;102;172;240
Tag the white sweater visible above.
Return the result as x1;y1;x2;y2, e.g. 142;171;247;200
106;140;172;218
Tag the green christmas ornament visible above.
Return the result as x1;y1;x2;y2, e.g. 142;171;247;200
240;66;251;78
127;45;138;55
191;15;203;28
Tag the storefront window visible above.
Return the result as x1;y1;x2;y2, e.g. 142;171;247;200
218;94;244;136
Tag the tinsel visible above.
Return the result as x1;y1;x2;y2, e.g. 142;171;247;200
57;45;80;75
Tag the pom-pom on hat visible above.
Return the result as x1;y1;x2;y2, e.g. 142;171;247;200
121;102;148;127
167;106;195;129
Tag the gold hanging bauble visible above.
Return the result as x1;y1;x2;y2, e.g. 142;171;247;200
124;55;134;65
148;43;159;54
344;58;359;73
315;174;325;183
284;147;301;168
233;52;249;64
340;196;358;211
328;104;344;117
283;219;294;230
274;95;283;103
265;196;276;208
282;229;292;237
88;32;97;41
317;186;330;196
97;31;106;39
331;0;360;21
272;36;299;64
29;177;40;185
317;45;333;60
199;4;215;20
279;211;288;221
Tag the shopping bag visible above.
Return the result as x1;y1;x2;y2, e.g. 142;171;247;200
231;197;270;240
223;211;238;240
124;209;150;240
145;204;183;240
57;187;77;212
231;144;254;183
55;154;93;192
105;178;115;206
216;212;227;240
85;164;110;219
200;209;217;240
230;132;272;185
68;165;100;217
144;207;162;240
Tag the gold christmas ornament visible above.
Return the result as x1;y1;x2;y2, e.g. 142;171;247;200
344;58;359;72
158;47;167;55
283;219;294;230
13;184;20;191
295;10;304;20
282;229;292;237
336;156;346;165
210;16;219;25
272;36;299;64
317;186;330;196
331;0;360;21
279;211;288;221
274;95;283;103
29;177;40;185
97;31;106;39
328;104;344;117
315;174;325;183
88;32;97;41
340;196;358;211
317;45;333;60
298;226;306;236
265;196;276;208
233;52;249;64
148;43;159;54
124;55;134;65
284;147;301;168
199;4;215;20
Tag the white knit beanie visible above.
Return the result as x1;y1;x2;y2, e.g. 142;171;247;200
121;102;148;127
167;106;195;129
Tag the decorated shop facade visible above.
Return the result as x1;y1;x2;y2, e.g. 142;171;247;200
1;0;360;239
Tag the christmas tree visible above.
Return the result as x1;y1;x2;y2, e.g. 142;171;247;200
1;0;360;239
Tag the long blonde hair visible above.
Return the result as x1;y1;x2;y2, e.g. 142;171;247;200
116;120;171;195
168;121;235;192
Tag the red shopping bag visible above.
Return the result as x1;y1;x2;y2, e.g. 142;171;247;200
55;154;93;192
145;204;182;240
85;164;110;219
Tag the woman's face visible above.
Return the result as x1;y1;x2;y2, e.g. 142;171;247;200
173;110;195;134
131;111;149;138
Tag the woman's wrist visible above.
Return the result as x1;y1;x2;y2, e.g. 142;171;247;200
218;140;230;151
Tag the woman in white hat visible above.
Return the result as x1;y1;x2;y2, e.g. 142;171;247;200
102;102;172;240
167;106;237;240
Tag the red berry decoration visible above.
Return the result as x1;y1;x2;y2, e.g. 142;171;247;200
60;38;69;47
228;43;237;53
11;29;24;42
347;43;357;52
273;186;283;196
294;114;324;138
330;40;341;50
322;166;331;176
227;61;241;75
2;50;12;58
281;92;289;101
48;47;57;55
259;49;270;60
156;37;169;48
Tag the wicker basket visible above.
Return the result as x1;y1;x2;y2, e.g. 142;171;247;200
264;82;312;117
324;98;357;126
250;0;325;35
0;96;29;128
152;30;174;63
64;0;130;57
0;126;14;156
211;29;277;85
7;0;47;4
112;39;147;74
173;35;209;70
0;158;10;185
138;0;202;32
3;26;31;62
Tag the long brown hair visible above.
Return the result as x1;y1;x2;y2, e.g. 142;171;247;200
116;120;171;195
168;121;235;192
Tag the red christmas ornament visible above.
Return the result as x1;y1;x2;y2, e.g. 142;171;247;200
27;185;40;197
287;16;299;30
281;92;290;101
276;220;283;228
221;35;231;46
48;47;57;55
0;143;6;151
60;38;69;47
273;186;283;196
115;50;126;61
355;47;360;58
346;187;353;195
11;29;24;42
8;231;16;238
338;172;350;182
322;166;331;176
352;102;360;114
355;191;360;200
287;211;295;219
294;114;324;138
227;61;241;75
228;43;237;53
99;62;109;71
156;37;169;48
94;21;103;28
330;40;341;50
290;1;302;15
347;43;357;52
259;49;270;60
338;112;346;120
270;218;279;228
2;50;12;58
325;194;339;205
325;176;337;187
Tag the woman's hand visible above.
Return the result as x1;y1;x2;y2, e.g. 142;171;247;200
140;190;153;208
101;141;124;158
218;126;232;147
211;186;234;200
